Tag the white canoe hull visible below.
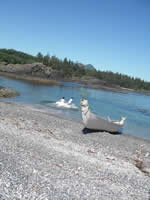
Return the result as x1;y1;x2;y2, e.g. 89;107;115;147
81;99;125;133
82;111;123;132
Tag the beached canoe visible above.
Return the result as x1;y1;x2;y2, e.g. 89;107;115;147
80;99;126;132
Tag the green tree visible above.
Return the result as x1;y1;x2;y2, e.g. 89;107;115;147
36;52;43;62
43;53;50;66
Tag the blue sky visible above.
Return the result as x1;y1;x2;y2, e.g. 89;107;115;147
1;0;150;81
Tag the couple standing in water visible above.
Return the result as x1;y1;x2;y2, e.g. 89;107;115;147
59;97;74;105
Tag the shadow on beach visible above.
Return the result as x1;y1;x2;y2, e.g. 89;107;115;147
82;127;123;135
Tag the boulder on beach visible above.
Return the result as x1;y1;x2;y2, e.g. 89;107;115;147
0;86;19;97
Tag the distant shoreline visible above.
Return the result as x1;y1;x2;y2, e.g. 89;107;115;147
64;78;150;95
0;71;150;95
0;49;150;96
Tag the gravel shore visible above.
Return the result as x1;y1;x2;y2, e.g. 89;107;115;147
0;101;150;200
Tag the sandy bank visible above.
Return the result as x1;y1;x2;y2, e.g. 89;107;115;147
0;101;150;200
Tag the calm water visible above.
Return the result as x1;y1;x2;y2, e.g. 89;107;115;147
0;76;150;140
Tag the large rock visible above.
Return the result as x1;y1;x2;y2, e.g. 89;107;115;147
0;62;64;80
0;87;19;97
31;63;64;79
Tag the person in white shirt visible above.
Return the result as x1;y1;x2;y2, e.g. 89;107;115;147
60;97;65;103
68;97;74;105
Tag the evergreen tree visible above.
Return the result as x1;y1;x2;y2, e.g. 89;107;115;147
36;52;43;62
43;53;50;66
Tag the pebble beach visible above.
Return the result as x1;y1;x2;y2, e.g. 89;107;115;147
0;101;150;200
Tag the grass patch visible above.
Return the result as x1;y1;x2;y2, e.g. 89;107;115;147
0;72;62;85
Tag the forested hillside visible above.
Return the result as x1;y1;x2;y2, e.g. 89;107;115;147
0;48;150;91
0;49;39;64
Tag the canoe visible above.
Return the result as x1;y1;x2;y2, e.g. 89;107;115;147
80;99;126;132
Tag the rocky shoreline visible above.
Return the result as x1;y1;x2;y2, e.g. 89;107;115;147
0;72;62;85
0;101;150;199
0;62;63;85
1;62;150;95
0;62;143;93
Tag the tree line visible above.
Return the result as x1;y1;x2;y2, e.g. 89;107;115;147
0;48;150;91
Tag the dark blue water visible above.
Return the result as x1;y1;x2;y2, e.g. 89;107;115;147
0;76;150;140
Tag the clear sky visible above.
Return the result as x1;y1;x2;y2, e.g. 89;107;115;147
1;0;150;81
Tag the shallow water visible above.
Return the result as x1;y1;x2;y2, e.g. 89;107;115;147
0;76;150;140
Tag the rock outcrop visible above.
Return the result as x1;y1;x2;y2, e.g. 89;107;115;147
0;87;19;97
0;62;64;80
